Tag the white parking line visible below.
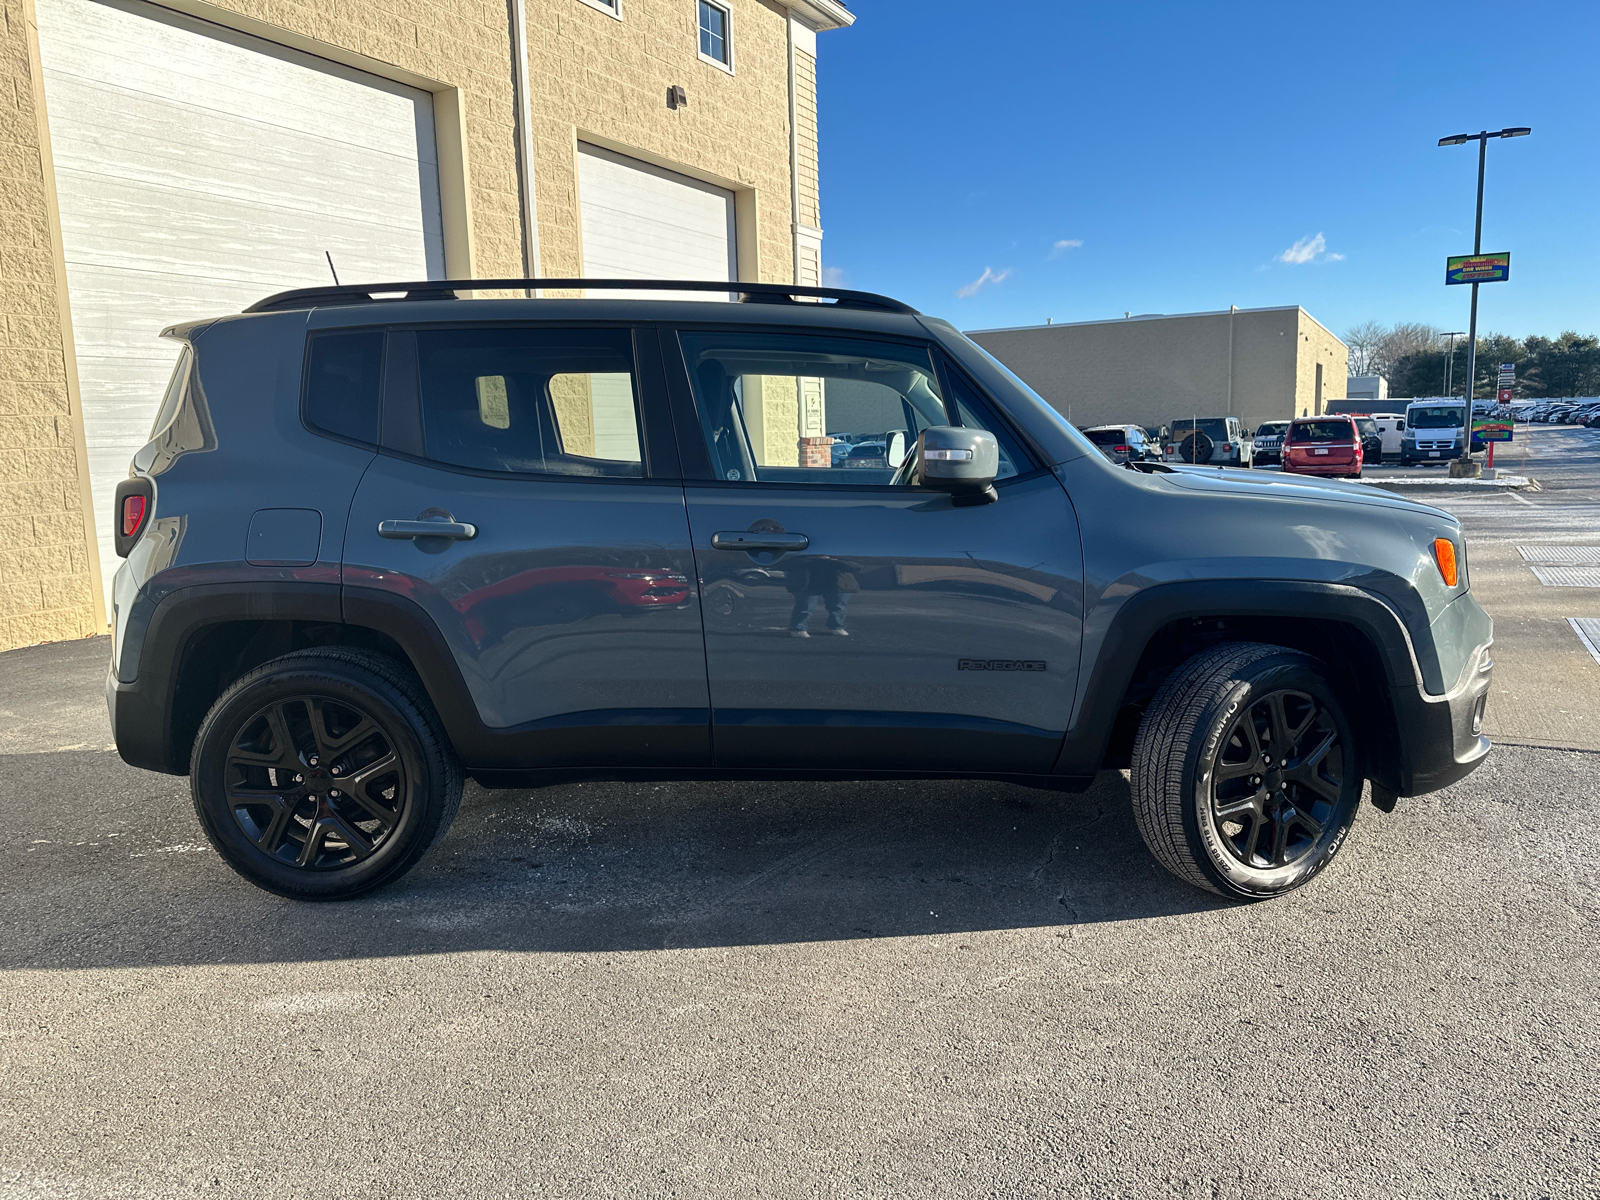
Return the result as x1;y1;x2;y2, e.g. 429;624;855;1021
1519;545;1600;564
1531;565;1600;587
1572;619;1600;668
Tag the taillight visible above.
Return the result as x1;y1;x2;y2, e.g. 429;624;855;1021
1114;445;1129;453
1433;538;1459;587
112;477;153;557
122;494;146;537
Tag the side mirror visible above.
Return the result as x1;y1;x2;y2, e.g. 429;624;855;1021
908;425;999;505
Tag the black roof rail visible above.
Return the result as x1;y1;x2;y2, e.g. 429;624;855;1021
243;278;919;315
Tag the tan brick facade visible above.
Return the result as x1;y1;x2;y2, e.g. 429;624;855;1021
0;0;848;652
968;307;1351;439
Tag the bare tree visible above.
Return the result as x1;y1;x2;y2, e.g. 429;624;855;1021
1372;322;1441;380
1344;321;1386;376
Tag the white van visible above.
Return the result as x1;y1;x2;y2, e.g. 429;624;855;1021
1370;413;1407;458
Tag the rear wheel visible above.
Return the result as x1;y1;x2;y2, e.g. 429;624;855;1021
190;648;463;900
1130;643;1362;900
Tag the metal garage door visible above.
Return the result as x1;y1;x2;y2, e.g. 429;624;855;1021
577;143;737;298
34;0;446;613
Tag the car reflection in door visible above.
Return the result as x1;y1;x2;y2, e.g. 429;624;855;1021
440;556;692;648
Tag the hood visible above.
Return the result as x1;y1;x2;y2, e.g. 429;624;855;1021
1156;463;1451;519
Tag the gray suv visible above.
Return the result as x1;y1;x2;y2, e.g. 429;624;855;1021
108;278;1493;903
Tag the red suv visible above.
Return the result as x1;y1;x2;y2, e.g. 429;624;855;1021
1283;416;1364;479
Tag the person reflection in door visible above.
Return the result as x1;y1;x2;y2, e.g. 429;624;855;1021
788;555;859;638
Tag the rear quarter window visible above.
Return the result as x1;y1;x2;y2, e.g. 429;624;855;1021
304;331;384;446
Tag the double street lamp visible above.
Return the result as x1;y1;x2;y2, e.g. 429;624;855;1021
1437;126;1531;470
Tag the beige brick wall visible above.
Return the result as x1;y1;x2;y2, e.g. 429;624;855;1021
526;0;798;285
1;0;102;650
969;307;1349;437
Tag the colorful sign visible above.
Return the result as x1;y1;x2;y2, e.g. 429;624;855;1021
1446;253;1511;285
1473;418;1514;442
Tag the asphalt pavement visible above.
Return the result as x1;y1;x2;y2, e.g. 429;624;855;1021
1;427;1597;1199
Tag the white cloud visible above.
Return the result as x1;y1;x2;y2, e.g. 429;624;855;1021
1049;239;1084;258
1277;232;1343;265
957;266;1012;298
822;265;848;288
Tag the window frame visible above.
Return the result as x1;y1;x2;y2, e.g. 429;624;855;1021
696;0;734;73
577;0;623;20
360;321;681;485
661;323;1042;492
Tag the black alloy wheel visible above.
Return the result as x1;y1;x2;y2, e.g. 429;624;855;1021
1207;689;1345;872
191;648;462;900
1130;642;1363;899
224;695;409;870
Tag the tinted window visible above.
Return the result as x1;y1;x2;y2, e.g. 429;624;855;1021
679;331;1025;486
1288;420;1356;443
1085;429;1127;447
305;331;383;445
415;327;642;477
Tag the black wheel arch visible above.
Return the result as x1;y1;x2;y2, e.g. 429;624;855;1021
1053;579;1427;796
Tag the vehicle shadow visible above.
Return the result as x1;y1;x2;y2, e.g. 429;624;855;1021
2;766;1231;971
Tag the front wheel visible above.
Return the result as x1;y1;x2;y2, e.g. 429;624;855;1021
1130;643;1362;900
190;648;463;900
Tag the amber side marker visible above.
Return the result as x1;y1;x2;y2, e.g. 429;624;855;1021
1433;538;1459;587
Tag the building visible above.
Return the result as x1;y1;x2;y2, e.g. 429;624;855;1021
967;306;1349;439
1345;375;1389;403
1;0;851;651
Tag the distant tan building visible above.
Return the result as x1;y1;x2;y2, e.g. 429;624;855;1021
968;306;1349;437
1;0;851;651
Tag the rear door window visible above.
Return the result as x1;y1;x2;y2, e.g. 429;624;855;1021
413;327;644;477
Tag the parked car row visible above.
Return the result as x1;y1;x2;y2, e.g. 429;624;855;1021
1524;401;1600;426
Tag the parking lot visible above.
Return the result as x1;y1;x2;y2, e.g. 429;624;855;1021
2;425;1597;1199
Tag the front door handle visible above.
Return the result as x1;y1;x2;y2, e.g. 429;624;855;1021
711;531;809;553
378;519;477;541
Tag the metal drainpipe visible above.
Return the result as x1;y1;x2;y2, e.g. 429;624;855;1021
509;0;541;295
787;20;802;285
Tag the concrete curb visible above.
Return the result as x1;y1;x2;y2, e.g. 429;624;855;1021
1365;474;1539;494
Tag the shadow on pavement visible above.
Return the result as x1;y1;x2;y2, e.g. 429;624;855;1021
0;759;1226;970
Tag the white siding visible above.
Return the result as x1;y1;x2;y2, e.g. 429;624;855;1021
34;0;445;612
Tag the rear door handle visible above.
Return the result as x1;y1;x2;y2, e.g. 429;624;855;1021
378;519;478;540
711;531;809;553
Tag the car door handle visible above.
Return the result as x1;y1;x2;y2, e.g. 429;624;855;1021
711;531;809;552
378;519;478;540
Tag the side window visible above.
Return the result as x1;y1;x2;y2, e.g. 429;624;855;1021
679;332;954;486
305;331;383;446
414;327;642;477
678;331;1030;486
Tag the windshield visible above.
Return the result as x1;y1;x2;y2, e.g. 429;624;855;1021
1255;423;1288;437
1171;418;1228;438
1288;420;1355;443
1408;405;1466;429
1355;418;1378;437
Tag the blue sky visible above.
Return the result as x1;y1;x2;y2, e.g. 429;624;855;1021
817;0;1598;341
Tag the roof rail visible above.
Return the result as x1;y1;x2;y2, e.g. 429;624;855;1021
243;278;919;316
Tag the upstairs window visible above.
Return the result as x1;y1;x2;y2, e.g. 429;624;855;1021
698;1;729;65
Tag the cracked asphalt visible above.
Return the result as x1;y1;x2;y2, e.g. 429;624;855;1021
1;427;1597;1199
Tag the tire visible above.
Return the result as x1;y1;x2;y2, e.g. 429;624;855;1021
1177;430;1214;464
1130;642;1362;900
191;648;464;900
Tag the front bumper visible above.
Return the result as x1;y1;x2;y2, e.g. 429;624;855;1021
1388;637;1494;795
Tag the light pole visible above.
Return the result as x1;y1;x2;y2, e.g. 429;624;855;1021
1437;126;1530;475
1440;330;1465;397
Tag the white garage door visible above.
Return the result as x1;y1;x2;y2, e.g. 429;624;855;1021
577;144;737;299
34;0;446;614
